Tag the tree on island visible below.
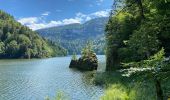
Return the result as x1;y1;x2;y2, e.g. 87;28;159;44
81;41;94;58
71;52;77;61
69;41;98;71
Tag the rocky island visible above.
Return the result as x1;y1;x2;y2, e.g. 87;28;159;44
69;42;98;71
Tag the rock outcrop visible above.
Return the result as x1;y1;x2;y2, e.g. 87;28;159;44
69;59;78;68
69;53;98;71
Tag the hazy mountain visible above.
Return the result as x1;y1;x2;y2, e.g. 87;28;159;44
37;17;109;54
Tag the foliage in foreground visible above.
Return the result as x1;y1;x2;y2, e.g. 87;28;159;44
97;49;170;100
105;0;170;70
103;0;170;99
95;72;162;100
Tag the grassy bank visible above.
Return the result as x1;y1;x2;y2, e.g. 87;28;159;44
94;71;170;100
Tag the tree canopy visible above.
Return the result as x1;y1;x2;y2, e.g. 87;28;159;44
105;0;170;70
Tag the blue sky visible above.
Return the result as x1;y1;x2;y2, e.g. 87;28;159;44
0;0;113;30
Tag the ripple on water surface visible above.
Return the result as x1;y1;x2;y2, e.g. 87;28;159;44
0;56;105;100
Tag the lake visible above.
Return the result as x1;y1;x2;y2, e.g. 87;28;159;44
0;55;106;100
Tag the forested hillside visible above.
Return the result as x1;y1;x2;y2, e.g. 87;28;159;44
37;17;108;54
0;10;67;58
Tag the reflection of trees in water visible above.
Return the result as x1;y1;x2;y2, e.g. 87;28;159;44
80;71;104;99
81;71;95;85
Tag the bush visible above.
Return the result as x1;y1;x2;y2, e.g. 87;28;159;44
101;84;129;100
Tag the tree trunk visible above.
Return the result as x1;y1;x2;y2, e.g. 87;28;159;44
136;0;145;19
154;78;163;100
106;45;118;71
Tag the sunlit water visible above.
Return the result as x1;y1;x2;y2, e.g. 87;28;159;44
0;55;106;100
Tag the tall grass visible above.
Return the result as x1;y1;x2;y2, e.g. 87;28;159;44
94;72;158;100
100;84;129;100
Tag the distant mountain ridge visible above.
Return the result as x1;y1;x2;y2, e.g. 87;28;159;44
37;17;109;54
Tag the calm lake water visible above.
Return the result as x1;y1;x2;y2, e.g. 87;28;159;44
0;55;106;100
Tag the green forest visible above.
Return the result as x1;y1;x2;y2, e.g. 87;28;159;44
97;0;170;100
106;0;170;70
0;10;67;58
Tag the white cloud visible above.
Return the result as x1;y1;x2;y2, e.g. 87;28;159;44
63;18;80;24
27;21;62;30
18;9;110;30
76;12;86;18
41;11;50;16
27;23;46;30
75;9;110;21
91;10;110;17
18;17;62;30
18;17;38;25
18;17;80;30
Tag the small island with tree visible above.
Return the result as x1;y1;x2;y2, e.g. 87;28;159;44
69;41;98;71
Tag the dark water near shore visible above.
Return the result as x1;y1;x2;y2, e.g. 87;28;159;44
0;55;105;100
